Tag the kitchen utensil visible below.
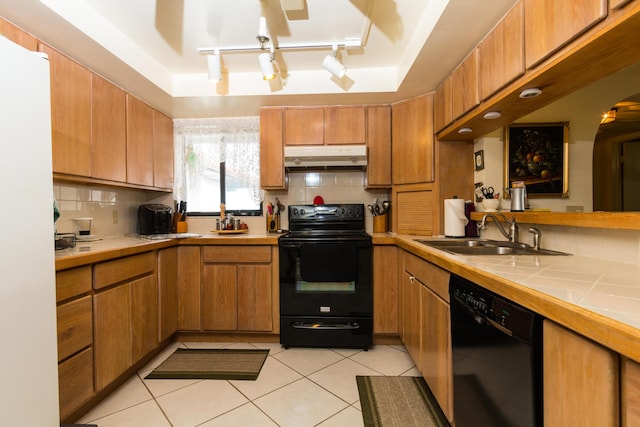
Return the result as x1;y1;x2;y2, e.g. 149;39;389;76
381;200;390;214
481;186;495;199
367;204;376;216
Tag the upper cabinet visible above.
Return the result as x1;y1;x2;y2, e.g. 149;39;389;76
260;108;287;190
450;49;479;121
478;2;525;100
284;108;324;145
524;0;607;69
153;110;175;190
91;74;127;182
126;95;155;187
0;17;37;51
260;105;391;189
392;94;434;185
40;44;92;177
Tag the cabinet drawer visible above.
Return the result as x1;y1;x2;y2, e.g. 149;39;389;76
203;246;271;263
93;252;155;289
403;252;450;302
56;266;92;302
57;295;93;361
58;347;94;420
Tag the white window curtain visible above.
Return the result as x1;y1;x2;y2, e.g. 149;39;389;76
173;117;263;212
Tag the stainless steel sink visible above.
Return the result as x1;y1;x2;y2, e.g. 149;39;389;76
416;238;571;256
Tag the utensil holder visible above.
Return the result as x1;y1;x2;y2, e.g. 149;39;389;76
267;215;280;232
373;214;388;233
176;221;188;233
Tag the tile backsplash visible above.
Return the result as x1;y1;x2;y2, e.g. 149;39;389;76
53;181;172;237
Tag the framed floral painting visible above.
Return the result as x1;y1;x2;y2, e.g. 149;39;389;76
504;122;569;198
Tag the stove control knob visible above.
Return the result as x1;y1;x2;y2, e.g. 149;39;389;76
291;208;298;216
299;208;305;215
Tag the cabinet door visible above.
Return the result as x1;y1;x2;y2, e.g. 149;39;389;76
433;78;452;133
373;246;398;334
178;246;201;330
259;108;286;189
524;0;607;68
325;107;366;145
451;49;479;120
622;357;640;426
366;106;392;188
91;74;127;182
237;265;272;331
402;272;422;369
478;2;524;100
543;321;618;426
158;247;178;341
153;109;174;190
93;285;131;390
392;94;434;184
202;264;238;330
40;44;91;176
58;347;94;421
130;275;158;363
126;94;154;186
284;108;324;145
0;17;38;50
420;285;453;423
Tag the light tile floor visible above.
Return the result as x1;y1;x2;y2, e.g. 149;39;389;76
77;342;419;427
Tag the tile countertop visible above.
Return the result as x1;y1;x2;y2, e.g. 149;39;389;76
391;234;640;363
54;233;279;270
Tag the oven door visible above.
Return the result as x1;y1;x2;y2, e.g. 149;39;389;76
279;238;373;317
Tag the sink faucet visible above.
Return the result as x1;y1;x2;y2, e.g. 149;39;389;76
478;212;519;242
528;227;541;250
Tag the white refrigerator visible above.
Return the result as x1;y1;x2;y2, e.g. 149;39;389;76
0;36;60;424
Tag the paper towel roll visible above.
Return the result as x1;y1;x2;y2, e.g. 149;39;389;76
444;198;468;237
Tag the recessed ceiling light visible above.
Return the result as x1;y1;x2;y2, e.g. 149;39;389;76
483;111;501;120
519;88;542;99
457;127;472;134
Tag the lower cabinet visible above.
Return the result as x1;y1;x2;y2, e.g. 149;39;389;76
400;250;453;423
93;253;157;391
158;247;178;341
623;357;640;426
202;246;273;332
373;245;399;334
543;320;619;426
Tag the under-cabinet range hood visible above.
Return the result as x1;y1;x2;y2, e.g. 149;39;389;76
284;145;367;168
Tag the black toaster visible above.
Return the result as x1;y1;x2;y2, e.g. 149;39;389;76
137;204;173;235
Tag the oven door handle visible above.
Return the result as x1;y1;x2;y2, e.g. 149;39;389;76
292;321;360;330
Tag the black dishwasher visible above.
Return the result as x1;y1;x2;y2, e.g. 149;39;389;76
449;275;543;427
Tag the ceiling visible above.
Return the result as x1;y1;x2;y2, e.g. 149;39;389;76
0;0;517;118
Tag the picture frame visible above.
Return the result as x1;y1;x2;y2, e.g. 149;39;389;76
474;150;485;171
504;122;569;198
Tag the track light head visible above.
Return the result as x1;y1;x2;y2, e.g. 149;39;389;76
322;45;346;78
207;50;222;81
259;50;276;81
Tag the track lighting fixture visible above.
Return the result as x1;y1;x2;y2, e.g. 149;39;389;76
322;44;346;78
259;47;276;81
207;50;221;81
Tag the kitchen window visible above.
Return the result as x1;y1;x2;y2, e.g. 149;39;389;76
174;118;263;216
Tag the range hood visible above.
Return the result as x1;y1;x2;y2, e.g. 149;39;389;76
284;145;367;168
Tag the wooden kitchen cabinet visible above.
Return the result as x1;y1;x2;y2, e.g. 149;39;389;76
158;247;178;341
91;74;127;182
0;17;37;50
365;105;392;188
153;110;174;190
392;94;434;184
543;320;619;427
177;246;202;330
477;2;524;100
401;269;421;367
260;107;286;189
611;0;634;9
325;106;366;145
622;357;640;426
40;43;92;177
126;94;154;186
284;107;324;145
202;246;273;332
373;245;399;334
433;78;452;133
93;252;156;390
524;0;607;69
450;49;479;121
56;266;94;420
403;251;453;422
